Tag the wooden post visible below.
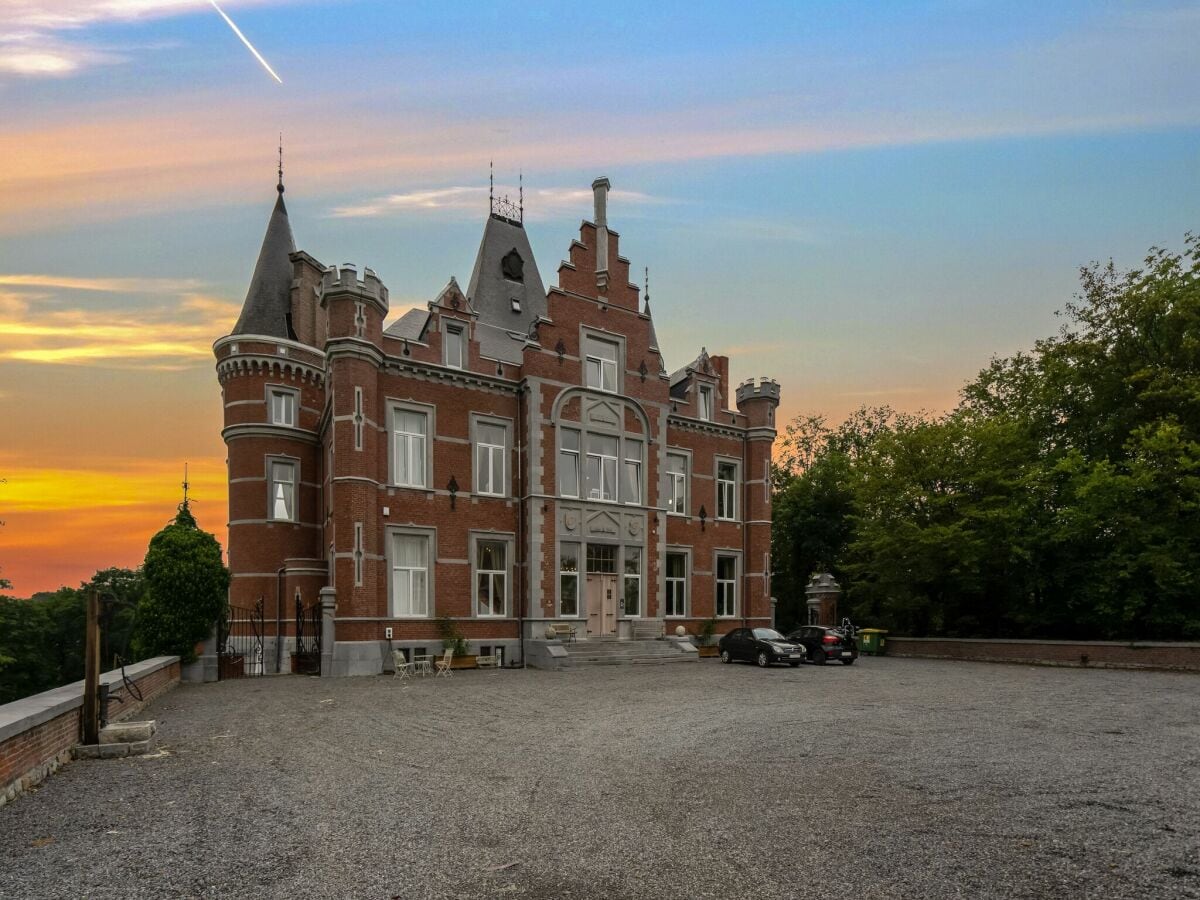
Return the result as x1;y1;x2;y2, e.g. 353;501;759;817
82;588;101;745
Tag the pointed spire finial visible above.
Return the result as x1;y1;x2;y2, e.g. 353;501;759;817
489;160;494;213
182;462;190;505
519;169;524;223
277;133;284;194
644;265;650;311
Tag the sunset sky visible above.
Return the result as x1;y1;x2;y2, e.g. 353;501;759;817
2;0;1198;595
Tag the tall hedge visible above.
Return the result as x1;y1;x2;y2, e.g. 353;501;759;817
134;502;229;662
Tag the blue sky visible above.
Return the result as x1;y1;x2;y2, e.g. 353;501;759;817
0;0;1198;591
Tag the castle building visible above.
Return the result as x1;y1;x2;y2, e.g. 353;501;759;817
216;171;780;673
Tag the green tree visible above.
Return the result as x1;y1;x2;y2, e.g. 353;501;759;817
134;501;229;662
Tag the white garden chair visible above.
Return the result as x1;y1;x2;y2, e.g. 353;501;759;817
434;648;454;678
392;649;412;681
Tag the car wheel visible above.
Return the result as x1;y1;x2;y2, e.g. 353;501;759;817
756;650;770;668
789;661;801;668
720;649;732;664
841;658;855;666
811;649;826;666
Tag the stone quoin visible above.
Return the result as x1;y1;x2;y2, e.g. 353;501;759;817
216;171;781;673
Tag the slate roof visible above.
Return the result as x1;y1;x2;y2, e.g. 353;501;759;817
384;307;430;342
465;214;547;364
232;189;296;338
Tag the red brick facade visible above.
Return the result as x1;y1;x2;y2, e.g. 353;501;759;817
217;178;780;670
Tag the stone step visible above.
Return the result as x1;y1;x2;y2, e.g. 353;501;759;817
568;654;698;667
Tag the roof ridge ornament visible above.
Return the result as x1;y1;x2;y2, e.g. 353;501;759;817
277;132;284;194
488;165;523;225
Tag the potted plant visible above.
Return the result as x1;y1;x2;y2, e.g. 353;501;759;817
436;616;476;669
695;617;719;657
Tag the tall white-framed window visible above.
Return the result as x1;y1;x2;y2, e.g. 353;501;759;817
475;539;507;617
665;552;687;617
393;408;428;488
391;533;430;617
698;384;714;421
585;433;619;502
558;429;580;498
716;554;737;617
559;543;580;617
717;461;738;521
666;453;687;515
584;335;619;392
268;459;296;521
269;388;296;427
475;421;506;496
622;547;641;617
445;322;465;369
623;439;642;505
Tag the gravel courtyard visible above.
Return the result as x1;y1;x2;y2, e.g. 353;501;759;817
1;657;1198;900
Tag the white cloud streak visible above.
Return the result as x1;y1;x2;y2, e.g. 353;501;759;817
331;185;661;220
207;0;282;83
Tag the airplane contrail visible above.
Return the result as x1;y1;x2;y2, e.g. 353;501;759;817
208;0;283;84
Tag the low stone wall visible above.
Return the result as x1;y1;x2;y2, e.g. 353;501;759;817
0;656;180;807
885;637;1200;672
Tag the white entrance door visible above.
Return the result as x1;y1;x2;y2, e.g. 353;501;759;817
586;575;618;636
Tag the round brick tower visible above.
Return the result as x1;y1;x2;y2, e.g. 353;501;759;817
214;176;326;671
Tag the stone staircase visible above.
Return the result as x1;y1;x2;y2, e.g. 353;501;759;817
563;638;697;667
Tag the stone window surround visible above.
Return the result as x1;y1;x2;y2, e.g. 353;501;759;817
470;413;513;498
555;408;645;506
470;530;515;618
265;454;300;522
713;549;742;619
664;545;691;618
386;398;436;490
386;525;437;619
265;382;299;428
441;315;468;370
665;447;691;517
714;454;741;522
579;326;626;395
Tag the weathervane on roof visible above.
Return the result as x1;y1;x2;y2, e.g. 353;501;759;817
644;266;650;311
277;133;284;193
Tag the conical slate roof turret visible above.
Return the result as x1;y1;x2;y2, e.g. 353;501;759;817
232;181;296;338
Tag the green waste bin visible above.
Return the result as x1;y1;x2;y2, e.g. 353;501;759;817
858;628;888;656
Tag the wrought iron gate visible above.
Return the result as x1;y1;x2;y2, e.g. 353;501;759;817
293;597;321;675
218;598;265;679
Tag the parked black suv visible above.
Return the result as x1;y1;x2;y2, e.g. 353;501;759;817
718;627;808;667
786;626;858;665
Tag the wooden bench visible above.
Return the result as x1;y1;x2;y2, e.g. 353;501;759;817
476;654;499;668
547;623;577;642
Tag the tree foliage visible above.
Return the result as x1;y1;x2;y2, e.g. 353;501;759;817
134;501;229;662
773;234;1200;639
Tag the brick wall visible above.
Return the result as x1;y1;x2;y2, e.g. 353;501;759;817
0;656;180;807
886;637;1200;672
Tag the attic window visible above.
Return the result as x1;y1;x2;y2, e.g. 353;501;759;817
501;249;524;283
510;297;521;313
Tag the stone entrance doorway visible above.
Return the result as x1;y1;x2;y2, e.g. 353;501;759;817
586;574;618;636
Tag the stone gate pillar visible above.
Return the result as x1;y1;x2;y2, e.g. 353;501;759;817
805;573;841;627
319;587;336;677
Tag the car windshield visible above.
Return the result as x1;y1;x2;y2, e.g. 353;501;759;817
752;628;786;641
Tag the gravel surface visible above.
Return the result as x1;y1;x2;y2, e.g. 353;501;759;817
1;657;1198;899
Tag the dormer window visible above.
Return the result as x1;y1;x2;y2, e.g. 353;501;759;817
510;297;521;313
445;323;465;369
698;384;714;421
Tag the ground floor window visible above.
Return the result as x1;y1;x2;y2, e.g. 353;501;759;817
475;539;507;617
392;533;430;617
665;552;687;617
560;543;580;616
623;547;641;616
716;554;737;617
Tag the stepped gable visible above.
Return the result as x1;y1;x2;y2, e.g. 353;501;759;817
232;184;297;338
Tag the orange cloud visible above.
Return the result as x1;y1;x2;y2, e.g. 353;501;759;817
0;280;239;369
0;456;227;595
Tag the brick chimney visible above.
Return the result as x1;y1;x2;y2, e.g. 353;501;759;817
592;176;610;291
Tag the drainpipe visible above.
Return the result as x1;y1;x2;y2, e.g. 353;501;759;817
275;565;285;673
517;381;526;667
742;430;749;627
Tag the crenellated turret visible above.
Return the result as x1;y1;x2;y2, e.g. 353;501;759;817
319;263;389;347
736;377;781;429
